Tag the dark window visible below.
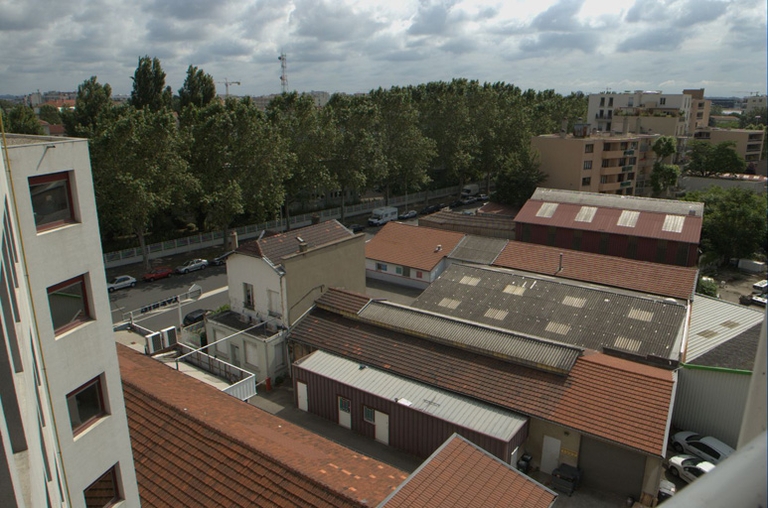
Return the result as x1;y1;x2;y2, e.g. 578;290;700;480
547;226;556;246
660;97;666;105
572;230;582;250
521;224;531;242
599;233;609;254
338;397;351;413
627;237;638;259
599;97;605;107
602;159;611;168
47;275;90;334
29;172;76;231
629;157;637;165
585;144;594;153
583;160;592;170
83;466;122;508
363;406;375;424
416;271;423;279
608;97;614;107
581;177;591;187
375;263;387;271
243;283;254;310
402;266;411;278
603;143;611;151
67;376;107;435
656;240;667;263
600;175;609;184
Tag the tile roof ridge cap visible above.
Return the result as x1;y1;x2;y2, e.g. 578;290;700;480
123;379;377;506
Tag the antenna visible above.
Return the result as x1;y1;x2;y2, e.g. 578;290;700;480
218;78;241;98
278;53;288;93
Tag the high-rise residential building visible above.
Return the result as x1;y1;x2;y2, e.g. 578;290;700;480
587;90;693;137
744;95;767;114
0;134;139;507
683;88;712;133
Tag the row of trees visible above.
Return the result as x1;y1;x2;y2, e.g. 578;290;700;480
12;56;586;267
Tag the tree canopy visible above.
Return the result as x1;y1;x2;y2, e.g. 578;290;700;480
129;56;172;112
62;76;114;138
3;105;43;135
178;65;217;111
683;187;767;262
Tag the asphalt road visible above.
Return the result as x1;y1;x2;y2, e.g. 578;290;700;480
108;265;229;331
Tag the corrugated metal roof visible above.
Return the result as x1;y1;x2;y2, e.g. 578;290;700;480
297;351;528;442
357;300;582;374
447;235;508;265
530;188;704;217
413;264;687;361
685;295;765;363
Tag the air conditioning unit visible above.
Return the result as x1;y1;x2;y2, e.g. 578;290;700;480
145;332;163;355
161;327;178;348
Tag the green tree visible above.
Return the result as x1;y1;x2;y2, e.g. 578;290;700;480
685;140;714;176
62;76;114;138
3;105;43;135
652;135;677;163
493;148;546;208
266;92;334;227
38;104;62;125
696;277;719;297
683;187;767;262
90;107;197;269
708;141;745;174
178;65;217;111
129;56;172;112
650;163;680;196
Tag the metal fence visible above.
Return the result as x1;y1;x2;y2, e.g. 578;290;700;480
103;185;460;268
175;343;257;401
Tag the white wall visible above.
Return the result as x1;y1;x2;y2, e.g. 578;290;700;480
227;254;284;325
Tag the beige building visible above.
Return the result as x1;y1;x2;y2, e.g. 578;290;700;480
1;135;139;507
745;95;767;114
531;124;657;196
684;88;712;133
693;128;765;163
588;90;692;137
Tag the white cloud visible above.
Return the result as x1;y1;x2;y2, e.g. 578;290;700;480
0;0;762;98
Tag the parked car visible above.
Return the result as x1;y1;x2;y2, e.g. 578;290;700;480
211;251;234;266
182;309;209;327
666;455;715;484
477;193;490;202
175;258;208;274
398;210;417;220
449;200;464;209
142;266;173;282
670;432;734;464
345;223;365;233
107;275;136;292
460;196;478;205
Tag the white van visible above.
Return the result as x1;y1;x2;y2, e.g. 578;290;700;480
368;206;398;227
752;280;767;295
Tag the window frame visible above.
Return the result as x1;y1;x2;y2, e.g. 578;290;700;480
363;406;375;424
584;144;594;154
67;375;107;436
83;465;122;508
338;396;351;414
47;274;91;335
583;160;592;170
28;172;77;232
243;282;254;310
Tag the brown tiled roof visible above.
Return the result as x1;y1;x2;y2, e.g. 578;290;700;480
235;220;352;267
289;309;674;456
117;345;406;507
494;241;698;300
316;288;371;316
515;199;702;244
380;434;557;508
365;222;464;271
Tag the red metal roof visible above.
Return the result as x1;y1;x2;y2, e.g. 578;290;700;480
118;345;406;507
365;222;465;271
515;199;702;244
494;241;698;300
290;307;675;457
381;434;557;508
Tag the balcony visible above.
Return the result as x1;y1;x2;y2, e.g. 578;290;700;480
624;149;635;156
622;166;634;172
620;181;633;188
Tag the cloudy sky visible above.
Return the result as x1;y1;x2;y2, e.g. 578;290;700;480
0;0;765;99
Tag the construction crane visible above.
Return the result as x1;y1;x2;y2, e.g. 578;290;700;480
278;53;288;94
218;78;241;97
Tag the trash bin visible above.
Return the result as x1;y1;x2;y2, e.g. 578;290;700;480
551;463;582;496
517;453;533;474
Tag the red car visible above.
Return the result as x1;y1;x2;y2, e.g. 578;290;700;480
142;266;173;282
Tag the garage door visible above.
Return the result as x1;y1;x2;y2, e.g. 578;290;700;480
579;437;645;496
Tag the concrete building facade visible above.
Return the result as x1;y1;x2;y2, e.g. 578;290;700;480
692;128;765;163
588;90;692;137
1;135;139;507
683;88;712;133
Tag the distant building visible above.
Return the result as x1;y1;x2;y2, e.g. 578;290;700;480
587;90;692;137
1;135;139;507
692;128;765;163
684;88;712;133
744;94;767;114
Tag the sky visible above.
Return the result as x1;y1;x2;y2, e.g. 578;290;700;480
0;0;765;99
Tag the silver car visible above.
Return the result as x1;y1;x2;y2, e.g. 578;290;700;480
107;275;136;292
175;258;209;274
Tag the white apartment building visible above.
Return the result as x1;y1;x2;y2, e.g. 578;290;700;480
587;90;693;137
1;134;139;507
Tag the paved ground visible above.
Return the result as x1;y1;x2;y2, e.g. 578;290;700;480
711;266;766;305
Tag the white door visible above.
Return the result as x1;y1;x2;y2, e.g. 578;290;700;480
374;410;389;445
541;436;561;474
297;382;308;412
338;397;351;429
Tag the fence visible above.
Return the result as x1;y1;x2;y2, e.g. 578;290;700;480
175;343;257;401
103;185;461;269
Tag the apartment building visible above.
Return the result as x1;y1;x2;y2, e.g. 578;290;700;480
530;122;657;196
745;95;767;114
683;88;712;133
587;90;692;137
693;128;765;163
1;134;139;507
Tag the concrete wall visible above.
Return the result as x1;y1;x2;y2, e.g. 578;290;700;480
524;418;581;470
207;322;287;382
227;254;282;325
6;136;139;507
283;234;365;325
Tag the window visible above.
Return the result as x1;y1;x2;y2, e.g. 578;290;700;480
376;263;387;271
620;142;628;150
363;406;375;424
83;465;121;508
600;175;609;184
245;341;259;367
47;275;90;335
629;157;637;165
416;271;423;279
243;283;254;310
29;172;76;231
395;266;402;275
601;159;611;168
584;144;594;153
581;177;591;187
402;266;411;277
338;397;351;413
659;97;666;105
603;143;611;151
583;160;592;170
67;376;107;435
608;97;614;107
618;157;627;166
599;97;605;107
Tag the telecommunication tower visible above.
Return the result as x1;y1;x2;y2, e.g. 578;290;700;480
278;53;288;93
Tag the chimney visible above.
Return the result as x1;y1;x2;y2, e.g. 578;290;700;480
311;214;320;225
299;242;308;252
229;231;239;250
560;118;568;138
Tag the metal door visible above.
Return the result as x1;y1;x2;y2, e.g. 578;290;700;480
541;435;561;474
375;411;389;445
338;397;351;429
297;382;308;411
